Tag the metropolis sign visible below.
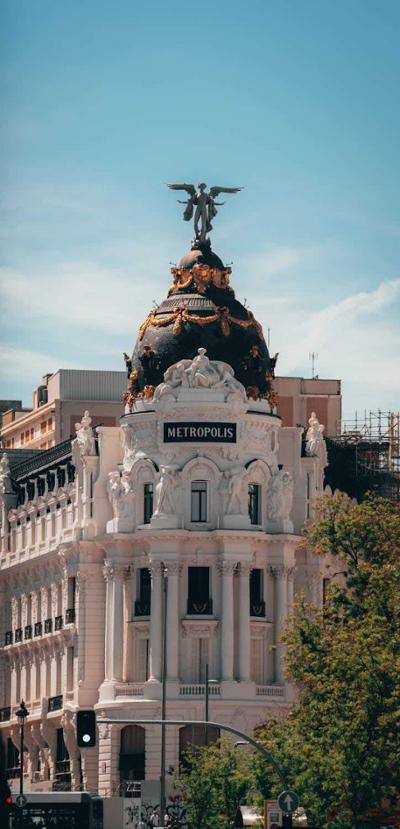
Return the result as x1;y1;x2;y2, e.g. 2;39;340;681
163;422;237;443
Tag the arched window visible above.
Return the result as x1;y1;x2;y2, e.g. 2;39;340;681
179;724;220;768
120;725;145;783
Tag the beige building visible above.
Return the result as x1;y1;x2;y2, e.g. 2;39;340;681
274;376;341;435
0;370;127;452
0;226;338;827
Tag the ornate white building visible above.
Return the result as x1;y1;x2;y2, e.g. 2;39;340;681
0;234;329;804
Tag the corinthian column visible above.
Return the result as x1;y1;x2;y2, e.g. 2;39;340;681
272;565;294;684
218;560;237;681
148;561;164;682
165;560;181;682
238;562;252;682
102;561;127;684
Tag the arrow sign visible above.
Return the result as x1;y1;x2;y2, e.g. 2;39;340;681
15;794;27;808
278;790;299;814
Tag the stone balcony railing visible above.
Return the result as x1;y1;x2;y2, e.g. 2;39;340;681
48;694;63;712
115;683;145;698
179;683;221;697
256;684;285;697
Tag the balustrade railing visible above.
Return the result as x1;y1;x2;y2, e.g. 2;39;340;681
54;615;63;631
187;598;213;615
34;621;43;637
44;618;53;634
256;685;284;697
179;683;221;697
24;624;32;639
6;767;20;779
5;630;13;646
48;694;63;712
250;600;266;617
134;599;151;617
115;683;145;697
15;628;22;643
0;706;11;722
65;608;75;623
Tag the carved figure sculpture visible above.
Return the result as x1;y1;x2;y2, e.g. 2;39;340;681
153;466;180;516
153;349;247;405
0;453;12;494
226;466;246;514
107;470;135;521
74;411;96;456
305;411;325;457
185;347;220;387
267;467;294;520
167;182;242;242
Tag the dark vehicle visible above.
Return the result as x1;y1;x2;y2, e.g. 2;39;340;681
9;791;103;829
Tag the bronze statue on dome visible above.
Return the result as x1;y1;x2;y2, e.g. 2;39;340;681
167;182;242;242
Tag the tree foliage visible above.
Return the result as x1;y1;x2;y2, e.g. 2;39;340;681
254;494;400;829
176;739;253;829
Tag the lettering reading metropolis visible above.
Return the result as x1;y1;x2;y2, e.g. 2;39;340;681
163;422;237;443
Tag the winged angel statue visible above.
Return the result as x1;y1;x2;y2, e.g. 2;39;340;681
167;182;242;242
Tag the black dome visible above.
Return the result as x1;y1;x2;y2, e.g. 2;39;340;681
127;240;275;401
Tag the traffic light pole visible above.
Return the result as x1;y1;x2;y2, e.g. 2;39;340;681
96;717;288;789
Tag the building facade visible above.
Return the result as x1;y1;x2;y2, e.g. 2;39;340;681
0;235;333;807
0;369;127;451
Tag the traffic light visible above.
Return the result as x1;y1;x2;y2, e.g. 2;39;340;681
76;710;97;748
0;778;12;824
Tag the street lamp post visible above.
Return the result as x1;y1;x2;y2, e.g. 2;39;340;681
16;700;29;798
160;565;168;829
204;664;218;747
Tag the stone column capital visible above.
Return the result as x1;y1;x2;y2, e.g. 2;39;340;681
239;561;253;577
217;559;237;577
103;561;130;582
164;560;182;576
270;564;295;580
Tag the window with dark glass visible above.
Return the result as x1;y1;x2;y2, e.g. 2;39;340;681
248;483;261;525
143;483;154;524
187;566;211;614
191;480;207;522
250;568;265;617
135;568;151;616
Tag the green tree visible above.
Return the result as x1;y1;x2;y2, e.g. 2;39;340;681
176;739;253;829
253;494;400;829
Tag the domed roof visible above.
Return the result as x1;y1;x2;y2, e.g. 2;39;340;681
125;239;277;406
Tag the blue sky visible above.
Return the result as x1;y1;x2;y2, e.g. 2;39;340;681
1;0;399;422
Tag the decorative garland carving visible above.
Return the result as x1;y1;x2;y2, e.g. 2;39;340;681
138;305;263;342
168;264;232;295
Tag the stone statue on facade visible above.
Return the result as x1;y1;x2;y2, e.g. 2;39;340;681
226;466;246;514
107;470;135;522
153;349;247;406
74;410;96;456
305;411;325;457
167;182;242;242
153;465;181;516
0;453;12;495
267;467;294;521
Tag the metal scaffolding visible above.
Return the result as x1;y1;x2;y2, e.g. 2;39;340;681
326;410;400;501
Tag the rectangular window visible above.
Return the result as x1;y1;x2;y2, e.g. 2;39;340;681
248;483;261;525
188;566;211;614
191;481;207;522
143;483;153;524
250;569;265;617
40;422;46;434
134;568;151;616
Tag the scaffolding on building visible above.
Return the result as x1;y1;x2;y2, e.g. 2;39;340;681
325;410;400;502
